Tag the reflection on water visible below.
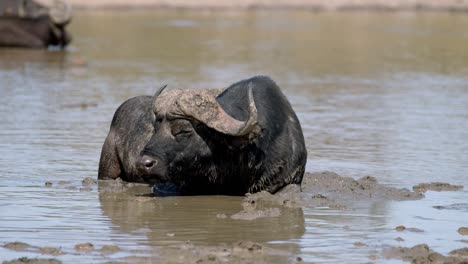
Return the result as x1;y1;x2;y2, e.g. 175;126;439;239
0;10;467;263
98;187;305;246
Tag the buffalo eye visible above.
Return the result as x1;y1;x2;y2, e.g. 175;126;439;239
171;119;193;137
154;114;164;123
154;116;163;129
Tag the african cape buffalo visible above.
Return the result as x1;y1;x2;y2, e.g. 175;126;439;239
98;76;307;196
0;0;72;48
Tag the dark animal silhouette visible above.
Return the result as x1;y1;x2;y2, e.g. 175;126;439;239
0;0;71;48
99;76;307;196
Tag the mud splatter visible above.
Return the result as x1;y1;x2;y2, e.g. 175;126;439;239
354;242;367;247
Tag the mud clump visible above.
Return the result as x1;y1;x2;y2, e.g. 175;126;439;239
132;196;155;203
74;242;94;252
81;177;98;187
233;241;263;252
433;203;468;211
413;182;463;192
38;247;64;256
228;189;298;220
458;227;468;236
230;207;281;220
127;241;280;263
100;245;122;255
395;226;424;233
3;242;63;257
98;178;150;195
395;225;406;231
3;242;32;251
450;248;468;257
98;178;127;192
382;244;468;263
3;258;62;264
353;242;367;247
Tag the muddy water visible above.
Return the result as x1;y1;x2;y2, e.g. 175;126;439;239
1;10;468;263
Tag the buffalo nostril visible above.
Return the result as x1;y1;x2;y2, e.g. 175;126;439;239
144;159;156;168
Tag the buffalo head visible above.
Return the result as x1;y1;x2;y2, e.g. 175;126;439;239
0;0;72;48
136;84;258;195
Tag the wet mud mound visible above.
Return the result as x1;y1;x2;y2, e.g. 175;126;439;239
2;241;283;264
382;244;468;263
2;242;64;257
302;172;423;201
244;172;424;210
413;182;464;192
3;258;62;264
141;241;284;264
458;227;468;236
97;177;150;195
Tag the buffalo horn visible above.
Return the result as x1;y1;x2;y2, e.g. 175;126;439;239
154;84;168;98
152;84;168;110
179;84;258;136
49;0;73;25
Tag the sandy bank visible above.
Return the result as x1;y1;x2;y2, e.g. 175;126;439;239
37;0;468;11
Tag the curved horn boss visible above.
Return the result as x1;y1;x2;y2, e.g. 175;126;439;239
154;84;258;136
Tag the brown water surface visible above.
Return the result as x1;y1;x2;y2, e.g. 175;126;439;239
1;10;468;263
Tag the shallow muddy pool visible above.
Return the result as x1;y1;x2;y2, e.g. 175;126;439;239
0;10;467;263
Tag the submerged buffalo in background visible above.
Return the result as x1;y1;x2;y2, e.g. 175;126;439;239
0;0;72;48
99;76;307;195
